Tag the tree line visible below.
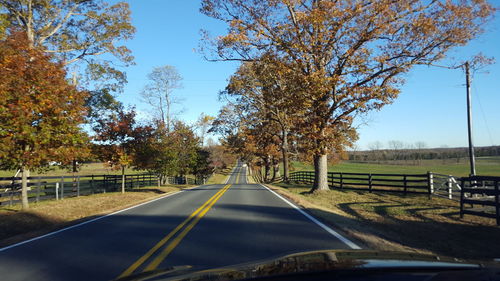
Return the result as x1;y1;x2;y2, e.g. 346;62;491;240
203;0;494;191
350;142;500;164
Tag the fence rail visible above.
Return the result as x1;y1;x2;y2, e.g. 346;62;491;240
460;176;500;226
0;173;205;206
287;171;499;225
289;171;431;195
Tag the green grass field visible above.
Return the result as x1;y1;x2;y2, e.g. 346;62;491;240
287;156;500;177
0;163;147;178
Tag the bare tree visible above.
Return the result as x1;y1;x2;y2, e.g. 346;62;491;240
388;140;405;161
196;113;215;147
141;65;183;131
414;141;427;165
368;141;383;162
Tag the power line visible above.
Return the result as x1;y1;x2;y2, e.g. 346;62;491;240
472;82;495;146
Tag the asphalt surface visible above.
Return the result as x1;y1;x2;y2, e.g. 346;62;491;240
0;162;358;281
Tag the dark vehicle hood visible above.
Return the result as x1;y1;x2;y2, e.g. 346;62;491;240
118;249;499;281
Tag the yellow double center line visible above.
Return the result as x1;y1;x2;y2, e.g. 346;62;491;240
118;183;232;278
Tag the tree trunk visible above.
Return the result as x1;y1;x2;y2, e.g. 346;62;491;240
312;153;329;192
264;156;271;183
272;162;280;182
121;166;125;193
281;129;290;182
21;166;29;209
166;97;171;132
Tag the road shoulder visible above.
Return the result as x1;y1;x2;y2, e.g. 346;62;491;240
263;183;427;254
0;185;196;249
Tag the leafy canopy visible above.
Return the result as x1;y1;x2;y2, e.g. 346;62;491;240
0;0;136;92
0;32;89;170
201;0;495;155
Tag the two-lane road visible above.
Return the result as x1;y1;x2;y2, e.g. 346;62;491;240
0;162;359;281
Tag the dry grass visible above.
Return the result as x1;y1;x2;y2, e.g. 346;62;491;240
268;182;500;261
206;167;233;185
0;185;191;247
247;169;256;184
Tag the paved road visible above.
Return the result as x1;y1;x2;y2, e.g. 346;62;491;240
0;162;359;281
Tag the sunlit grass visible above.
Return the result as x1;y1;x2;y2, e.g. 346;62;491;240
206;167;233;185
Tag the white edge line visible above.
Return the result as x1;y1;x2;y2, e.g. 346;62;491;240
259;184;361;250
0;189;186;253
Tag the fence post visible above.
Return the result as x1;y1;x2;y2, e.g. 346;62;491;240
77;176;80;197
368;173;373;193
55;183;59;200
447;176;453;200
403;175;407;196
340;173;344;189
495;180;499;226
427;171;434;198
36;177;41;203
91;175;94;194
460;179;465;219
60;177;64;199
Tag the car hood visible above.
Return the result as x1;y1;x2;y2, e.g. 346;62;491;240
118;249;496;281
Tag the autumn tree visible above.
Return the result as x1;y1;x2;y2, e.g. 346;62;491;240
201;0;494;191
211;102;281;182
0;0;135;89
132;120;201;185
141;66;183;132
93;107;152;193
0;33;88;209
192;148;214;182
0;12;6;38
222;54;306;181
207;144;236;172
210;103;251;160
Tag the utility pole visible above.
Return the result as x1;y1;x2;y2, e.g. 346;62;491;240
465;61;476;176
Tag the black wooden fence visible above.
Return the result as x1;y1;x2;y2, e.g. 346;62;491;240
460;176;500;226
289;171;432;195
0;173;204;206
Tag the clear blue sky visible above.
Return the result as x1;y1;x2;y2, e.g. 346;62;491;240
116;0;499;150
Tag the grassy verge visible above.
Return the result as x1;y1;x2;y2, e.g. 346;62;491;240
0;185;193;247
247;167;256;184
267;182;500;261
206;167;234;185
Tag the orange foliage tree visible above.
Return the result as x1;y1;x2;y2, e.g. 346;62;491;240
0;33;88;209
222;55;306;182
92;107;155;193
201;0;494;191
